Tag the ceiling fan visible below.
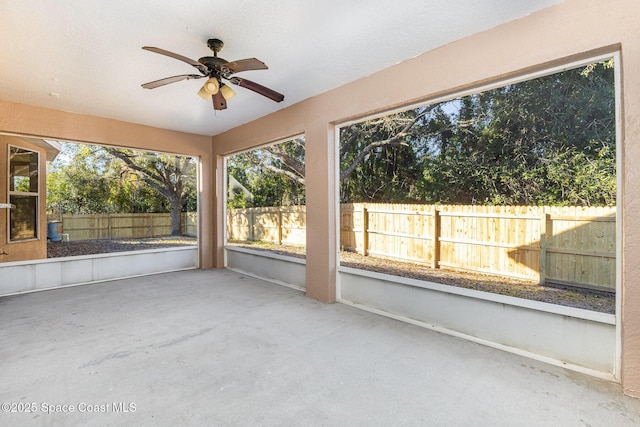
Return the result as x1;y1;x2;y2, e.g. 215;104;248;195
141;38;284;110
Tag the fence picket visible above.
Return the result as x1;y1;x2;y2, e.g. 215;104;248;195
47;212;198;241
226;204;616;291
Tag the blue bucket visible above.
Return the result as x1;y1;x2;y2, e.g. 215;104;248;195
47;221;62;242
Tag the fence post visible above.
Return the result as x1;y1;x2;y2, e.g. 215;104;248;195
277;208;283;245
248;209;254;241
108;214;112;240
362;206;369;256
539;210;550;285
432;207;441;269
149;214;154;238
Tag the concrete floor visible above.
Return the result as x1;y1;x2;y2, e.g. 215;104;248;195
1;269;639;426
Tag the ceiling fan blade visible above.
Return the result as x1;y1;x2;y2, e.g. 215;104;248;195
223;58;268;73
141;74;205;89
142;46;208;75
212;91;227;110
228;77;284;103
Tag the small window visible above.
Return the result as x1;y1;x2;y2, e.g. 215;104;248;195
8;146;39;241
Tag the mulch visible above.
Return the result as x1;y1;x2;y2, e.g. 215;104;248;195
227;241;615;314
46;238;614;314
47;236;197;258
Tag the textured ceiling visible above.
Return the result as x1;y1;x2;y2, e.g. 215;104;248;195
0;0;561;136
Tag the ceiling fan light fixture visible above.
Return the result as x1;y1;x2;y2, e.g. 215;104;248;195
197;86;212;101
220;84;236;101
197;78;220;101
204;79;219;93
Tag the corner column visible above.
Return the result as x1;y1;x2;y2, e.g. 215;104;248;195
199;149;225;269
304;120;337;303
621;42;640;398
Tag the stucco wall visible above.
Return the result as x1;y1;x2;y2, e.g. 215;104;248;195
0;0;637;397
0;136;48;262
0;101;216;268
210;0;640;396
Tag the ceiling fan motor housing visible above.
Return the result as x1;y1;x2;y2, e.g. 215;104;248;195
198;56;229;74
200;39;228;76
207;38;224;54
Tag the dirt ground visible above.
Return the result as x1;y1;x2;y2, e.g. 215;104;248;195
227;241;615;314
47;238;614;314
47;236;197;258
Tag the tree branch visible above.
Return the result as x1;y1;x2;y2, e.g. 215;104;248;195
262;163;306;185
339;106;436;180
340;136;410;180
263;145;305;178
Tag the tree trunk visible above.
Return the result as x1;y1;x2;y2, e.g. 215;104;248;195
169;196;182;236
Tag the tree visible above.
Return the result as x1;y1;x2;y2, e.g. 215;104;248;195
227;138;306;208
343;60;616;206
227;60;615;208
419;60;615;205
47;144;120;214
339;105;447;202
104;148;195;235
47;143;197;236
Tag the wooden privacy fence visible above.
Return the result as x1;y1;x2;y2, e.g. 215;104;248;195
227;206;306;245
228;204;616;292
46;212;198;241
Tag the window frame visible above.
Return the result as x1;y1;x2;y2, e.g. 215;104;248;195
7;144;40;242
335;51;622;336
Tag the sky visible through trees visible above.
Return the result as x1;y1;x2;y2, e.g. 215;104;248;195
228;59;616;208
47;144;196;235
46;59;616;225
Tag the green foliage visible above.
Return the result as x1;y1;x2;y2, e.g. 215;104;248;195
227;138;306;208
181;179;198;212
227;191;249;209
340;60;616;206
225;61;615;209
47;144;120;214
339;111;425;202
47;143;197;216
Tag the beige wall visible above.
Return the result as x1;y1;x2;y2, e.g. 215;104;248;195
211;0;640;396
0;0;638;397
0;136;48;262
0;100;216;267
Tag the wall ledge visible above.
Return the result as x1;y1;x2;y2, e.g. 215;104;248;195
339;265;615;325
225;245;306;265
0;247;198;297
0;245;198;268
